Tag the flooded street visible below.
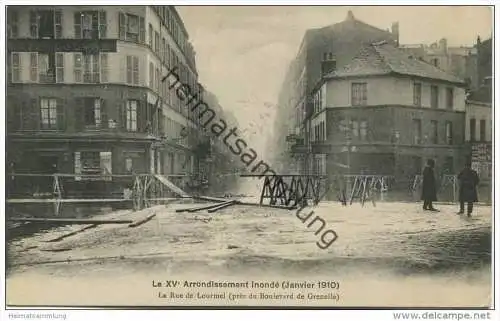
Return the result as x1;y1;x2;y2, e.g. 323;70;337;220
6;200;492;307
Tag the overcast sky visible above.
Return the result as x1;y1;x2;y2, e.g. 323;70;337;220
177;6;492;155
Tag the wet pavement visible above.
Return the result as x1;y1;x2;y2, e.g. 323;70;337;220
6;200;493;307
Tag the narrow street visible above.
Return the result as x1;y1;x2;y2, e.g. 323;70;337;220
6;200;492;307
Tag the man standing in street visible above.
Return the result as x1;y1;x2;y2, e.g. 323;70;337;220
421;159;439;211
457;160;480;217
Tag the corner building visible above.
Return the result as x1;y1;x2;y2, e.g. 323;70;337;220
6;6;208;196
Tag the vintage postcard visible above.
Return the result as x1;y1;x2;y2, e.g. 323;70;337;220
3;4;495;311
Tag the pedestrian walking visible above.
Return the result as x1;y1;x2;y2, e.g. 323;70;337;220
421;159;439;211
457;161;480;217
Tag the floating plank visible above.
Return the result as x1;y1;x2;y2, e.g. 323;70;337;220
45;224;99;242
129;213;157;228
192;195;229;203
237;202;297;210
207;200;238;213
176;202;228;213
154;174;190;197
6;198;132;204
7;218;133;224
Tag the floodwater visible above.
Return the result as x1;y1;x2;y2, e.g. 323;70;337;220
6;200;492;307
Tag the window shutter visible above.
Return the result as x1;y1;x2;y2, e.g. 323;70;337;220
55;10;63;39
74;97;84;132
133;56;139;85
118;12;126;40
30;52;38;82
99;10;107;39
138;100;147;133
101;98;108;129
73;53;82;83
56;98;66;130
55;52;64;83
29;11;38;38
139;17;145;43
100;53;108;83
126;55;132;84
30;98;39;130
74;12;82;38
120;101;127;131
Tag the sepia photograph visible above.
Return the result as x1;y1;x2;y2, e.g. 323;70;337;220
3;4;495;311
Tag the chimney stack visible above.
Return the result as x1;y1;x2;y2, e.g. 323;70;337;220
439;38;448;53
391;22;400;46
321;59;337;78
346;10;355;21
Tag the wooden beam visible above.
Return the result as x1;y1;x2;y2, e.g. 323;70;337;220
129;213;157;228
7;218;133;224
192;195;229;203
176;202;230;213
6;198;132;204
207;200;238;213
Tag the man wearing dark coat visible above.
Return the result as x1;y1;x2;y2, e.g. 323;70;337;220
457;161;480;217
421;159;438;211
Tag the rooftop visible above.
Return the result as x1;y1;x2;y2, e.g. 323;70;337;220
325;41;465;85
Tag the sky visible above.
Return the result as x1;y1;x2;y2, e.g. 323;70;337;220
177;6;493;157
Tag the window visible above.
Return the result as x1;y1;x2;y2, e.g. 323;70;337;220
126;100;138;132
11;53;21;82
351;82;367;106
360;120;368;141
126;56;139;85
351;119;359;138
155;68;160;92
446;88;453;109
339;118;349;138
431;120;438;144
83;54;101;83
119;13;145;43
83;98;102;128
30;52;38;82
40;98;58;129
469;118;476;142
431;85;439;108
74;11;106;39
412;119;422;144
149;62;154;88
445;121;453;145
75;53;103;83
74;151;112;181
74;53;82;82
30;10;62;39
413;82;422;106
56;53;64;82
155;31;160;55
148;24;153;48
7;10;19;38
480;119;486;141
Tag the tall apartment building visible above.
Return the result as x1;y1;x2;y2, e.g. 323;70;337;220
273;11;399;174
6;5;209;196
309;42;467;185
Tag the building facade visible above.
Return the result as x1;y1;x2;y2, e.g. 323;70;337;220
273;11;399;174
464;37;492;183
308;42;467;187
6;5;209;197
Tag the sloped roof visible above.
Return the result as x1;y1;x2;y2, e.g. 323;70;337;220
325;42;465;85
